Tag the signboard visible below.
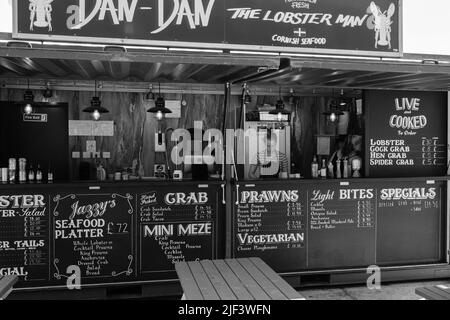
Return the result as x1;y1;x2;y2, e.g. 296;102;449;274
365;90;448;178
23;113;48;123
138;186;219;280
13;0;402;57
232;181;445;272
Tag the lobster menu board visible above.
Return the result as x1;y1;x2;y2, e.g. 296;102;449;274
0;191;50;283
0;182;223;289
365;90;448;178
14;0;401;56
232;181;445;272
51;193;135;283
138;186;219;279
232;183;307;272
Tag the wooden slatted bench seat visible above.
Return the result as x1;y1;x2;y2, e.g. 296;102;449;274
0;276;18;300
415;285;450;300
175;257;305;300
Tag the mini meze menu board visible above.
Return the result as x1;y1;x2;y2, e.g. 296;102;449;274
232;181;445;272
365;90;448;178
0;183;222;288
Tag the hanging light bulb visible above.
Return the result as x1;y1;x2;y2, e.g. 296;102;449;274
24;104;33;115
147;82;172;121
329;112;337;122
82;81;109;121
323;100;344;123
269;87;291;122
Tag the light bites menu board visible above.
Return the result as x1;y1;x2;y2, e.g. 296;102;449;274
307;187;376;269
0;192;49;283
51;193;134;282
138;186;219;278
365;90;448;178
232;184;307;272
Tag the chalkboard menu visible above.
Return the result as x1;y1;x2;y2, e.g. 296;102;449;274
376;183;443;264
307;186;376;269
365;90;448;178
138;186;219;280
0;182;223;289
232;181;445;272
0;191;49;283
232;183;307;272
51;193;134;283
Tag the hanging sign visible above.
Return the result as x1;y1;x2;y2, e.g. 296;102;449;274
13;0;402;57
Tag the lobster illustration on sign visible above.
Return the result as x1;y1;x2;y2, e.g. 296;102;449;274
369;1;395;49
29;0;53;32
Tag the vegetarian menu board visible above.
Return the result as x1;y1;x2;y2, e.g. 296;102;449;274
365;90;448;178
232;181;445;272
0;183;221;288
138;186;219;280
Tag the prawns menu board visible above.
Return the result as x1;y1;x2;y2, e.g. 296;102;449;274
0;192;49;283
365;90;448;178
232;181;445;272
138;186;220;279
232;184;307;272
51;193;135;283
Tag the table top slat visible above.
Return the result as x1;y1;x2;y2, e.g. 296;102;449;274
416;287;448;300
423;286;450;299
237;258;287;300
188;261;220;300
249;257;304;300
213;260;255;300
175;262;204;300
0;275;18;299
200;260;237;300
225;259;271;300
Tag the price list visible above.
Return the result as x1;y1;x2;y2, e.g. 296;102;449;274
420;137;447;166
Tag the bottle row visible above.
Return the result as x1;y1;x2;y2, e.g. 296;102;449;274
311;155;362;179
0;158;53;184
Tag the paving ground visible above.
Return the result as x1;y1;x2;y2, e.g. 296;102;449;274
298;280;450;300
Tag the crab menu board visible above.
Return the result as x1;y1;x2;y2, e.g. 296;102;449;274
232;184;307;272
365;90;448;178
51;193;135;283
0;192;49;283
138;185;219;279
307;186;376;269
14;0;401;56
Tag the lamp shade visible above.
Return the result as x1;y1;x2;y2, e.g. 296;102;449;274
147;97;172;114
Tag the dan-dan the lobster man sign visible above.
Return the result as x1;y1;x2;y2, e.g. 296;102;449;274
13;0;402;56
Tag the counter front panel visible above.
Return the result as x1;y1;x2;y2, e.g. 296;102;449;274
0;181;224;288
232;179;446;273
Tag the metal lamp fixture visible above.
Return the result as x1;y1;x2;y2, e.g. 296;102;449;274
242;83;252;104
147;82;172;120
23;79;34;115
338;89;347;107
82;81;109;121
269;87;291;122
323;100;344;123
42;82;53;99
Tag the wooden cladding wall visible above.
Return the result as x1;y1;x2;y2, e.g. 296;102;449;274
0;88;359;179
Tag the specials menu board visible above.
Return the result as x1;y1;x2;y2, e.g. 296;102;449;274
51;193;135;283
232;181;445;272
138;186;219;279
0;192;49;282
233;183;307;272
365;90;448;178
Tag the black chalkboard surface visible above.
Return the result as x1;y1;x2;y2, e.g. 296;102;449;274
232;183;307;272
365;90;448;178
138;185;220;280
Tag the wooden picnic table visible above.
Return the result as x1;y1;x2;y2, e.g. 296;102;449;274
415;284;450;300
0;276;18;300
175;257;305;300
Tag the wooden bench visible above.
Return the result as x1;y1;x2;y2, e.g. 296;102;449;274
175;258;305;300
415;285;450;300
0;276;18;300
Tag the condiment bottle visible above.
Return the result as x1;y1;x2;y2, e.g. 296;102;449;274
343;158;349;178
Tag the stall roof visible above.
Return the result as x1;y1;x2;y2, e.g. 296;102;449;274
0;33;450;91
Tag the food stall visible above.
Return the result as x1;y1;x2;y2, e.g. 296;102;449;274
0;0;449;299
